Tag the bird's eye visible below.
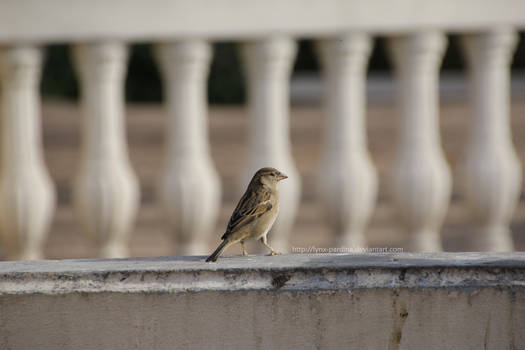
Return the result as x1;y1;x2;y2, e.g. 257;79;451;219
271;173;276;177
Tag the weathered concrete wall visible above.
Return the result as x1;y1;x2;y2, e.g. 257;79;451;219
1;253;524;349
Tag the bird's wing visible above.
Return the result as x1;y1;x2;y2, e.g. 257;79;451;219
221;188;272;240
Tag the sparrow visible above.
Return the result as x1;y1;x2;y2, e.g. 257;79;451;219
206;167;288;262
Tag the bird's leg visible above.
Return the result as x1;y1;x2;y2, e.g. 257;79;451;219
241;241;248;256
260;236;280;256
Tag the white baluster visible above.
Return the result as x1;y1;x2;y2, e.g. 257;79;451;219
317;34;377;248
0;46;55;260
73;42;139;258
388;32;451;251
242;37;300;252
460;29;520;251
155;41;221;255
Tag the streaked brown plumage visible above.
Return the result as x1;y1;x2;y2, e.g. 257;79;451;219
206;167;288;262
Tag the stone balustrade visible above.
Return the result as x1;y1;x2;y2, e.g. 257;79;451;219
0;1;524;258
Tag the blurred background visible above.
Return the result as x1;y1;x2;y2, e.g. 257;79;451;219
26;35;525;259
39;37;525;104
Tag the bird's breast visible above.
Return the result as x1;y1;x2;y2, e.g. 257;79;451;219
252;201;279;239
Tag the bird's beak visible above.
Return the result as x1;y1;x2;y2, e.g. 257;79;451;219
278;172;288;181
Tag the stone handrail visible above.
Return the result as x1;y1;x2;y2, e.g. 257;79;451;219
1;1;525;41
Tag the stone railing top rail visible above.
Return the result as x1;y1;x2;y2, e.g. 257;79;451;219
1;0;525;43
1;253;524;295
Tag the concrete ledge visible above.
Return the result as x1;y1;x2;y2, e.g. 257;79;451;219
1;253;525;294
1;253;525;349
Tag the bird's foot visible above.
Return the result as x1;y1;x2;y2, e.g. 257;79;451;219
267;250;280;256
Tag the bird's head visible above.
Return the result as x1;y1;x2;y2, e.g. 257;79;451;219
252;167;288;187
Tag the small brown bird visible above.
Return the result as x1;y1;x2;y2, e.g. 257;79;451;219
206;167;288;262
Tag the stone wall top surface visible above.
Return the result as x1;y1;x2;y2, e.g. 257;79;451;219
1;253;524;295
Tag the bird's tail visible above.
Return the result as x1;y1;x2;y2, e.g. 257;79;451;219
206;240;229;262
